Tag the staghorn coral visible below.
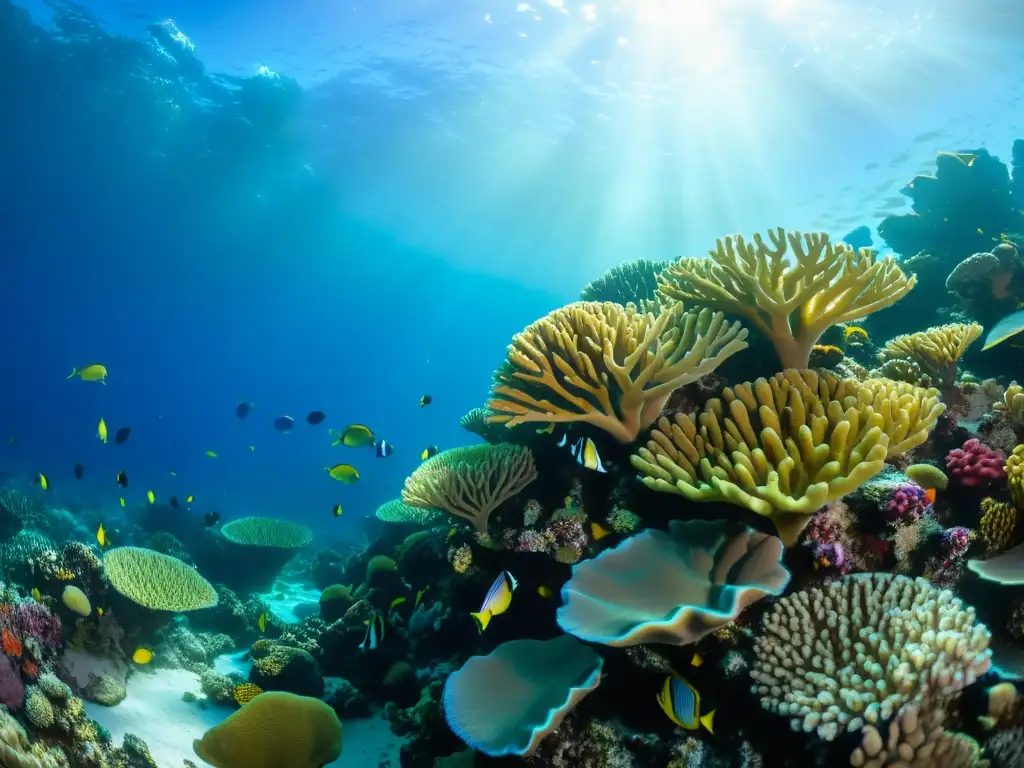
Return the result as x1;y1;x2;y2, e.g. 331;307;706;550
631;370;944;545
580;258;672;304
487;301;748;443
879;323;983;386
946;439;1006;487
220;517;312;549
103;547;218;611
749;573;991;742
374;498;443;525
403;445;538;534
657;227;915;369
557;519;789;646
980;498;1018;554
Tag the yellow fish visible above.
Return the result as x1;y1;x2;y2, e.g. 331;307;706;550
97;607;104;617
97;418;108;444
119;497;126;508
146;490;155;504
205;450;218;458
332;504;343;517
420;445;439;461
132;648;153;665
67;364;107;383
97;523;109;548
333;425;374;448
691;651;704;668
31;588;41;603
591;522;611;541
257;612;267;633
415;586;429;608
656;674;715;734
538;585;554;599
325;464;359;483
35;473;49;491
185;495;194;504
389;596;407;612
471;571;518;632
536;423;555;434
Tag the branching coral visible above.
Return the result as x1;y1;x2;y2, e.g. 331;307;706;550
878;323;983;386
580;258;672;305
993;382;1024;425
630;370;944;545
486;301;748;443
557;519;789;646
657;227;916;369
402;445;538;534
749;573;991;742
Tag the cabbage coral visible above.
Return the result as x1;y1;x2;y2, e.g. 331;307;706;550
487;301;748;444
878;323;983;386
402;444;538;533
631;370;944;545
657;228;916;369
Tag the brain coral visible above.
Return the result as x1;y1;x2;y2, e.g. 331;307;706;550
61;585;91;617
220;517;313;548
192;690;342;768
103;547;218;611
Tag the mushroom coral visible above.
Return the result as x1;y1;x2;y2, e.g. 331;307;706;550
557;519;789;647
878;322;983;386
657;227;915;370
630;370;945;546
402;444;538;534
487;301;748;444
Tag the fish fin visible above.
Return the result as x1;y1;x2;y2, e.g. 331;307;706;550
470;611;490;632
66;369;76;379
700;709;715;734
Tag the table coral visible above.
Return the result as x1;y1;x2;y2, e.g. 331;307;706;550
657;227;915;369
879;323;982;386
487;301;748;443
945;439;1006;486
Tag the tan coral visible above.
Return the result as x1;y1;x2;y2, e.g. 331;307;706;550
657;227;916;369
487;301;748;443
630;370;944;545
993;383;1024;425
878;323;983;386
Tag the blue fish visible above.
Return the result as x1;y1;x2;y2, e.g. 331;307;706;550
376;439;395;458
656;674;715;733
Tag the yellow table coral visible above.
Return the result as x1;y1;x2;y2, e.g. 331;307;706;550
487;301;748;444
657;228;915;370
878;322;982;386
630;370;944;545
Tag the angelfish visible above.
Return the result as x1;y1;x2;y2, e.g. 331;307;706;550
360;614;385;651
471;571;518;632
558;434;607;473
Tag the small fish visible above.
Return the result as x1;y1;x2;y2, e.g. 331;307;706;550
273;415;295;432
236;400;253;419
446;527;457;541
691;651;704;668
169;470;177;476
564;495;574;509
114;427;131;444
116;470;128;488
98;418;108;444
421;445;439;461
67;365;107;383
471;571;518;632
132;648;153;665
31;588;41;603
169;496;180;509
325;464;360;483
591;522;611;541
389;596;407;612
924;487;937;505
978;227;985;235
249;444;255;451
185;495;194;504
35;473;48;491
119;498;125;508
419;394;432;407
334;425;375;448
205;450;218;458
204;511;221;527
146;490;155;504
74;463;84;480
415;586;429;608
257;612;267;633
536;423;555;434
97;523;109;548
983;308;1024;351
332;504;343;517
570;437;606;473
360;614;385;650
306;410;327;425
97;607;104;617
538;585;554;599
376;440;394;458
656;674;715;734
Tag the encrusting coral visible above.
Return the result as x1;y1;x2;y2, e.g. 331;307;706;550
402;445;538;533
557;519;789;646
657;227;916;369
486;301;748;443
878;322;983;386
749;573;991;742
630;370;944;545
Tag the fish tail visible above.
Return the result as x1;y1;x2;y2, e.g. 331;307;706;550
470;610;491;632
700;709;715;735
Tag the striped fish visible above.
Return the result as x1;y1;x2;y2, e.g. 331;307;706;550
656;674;715;734
470;571;518;632
360;614;385;651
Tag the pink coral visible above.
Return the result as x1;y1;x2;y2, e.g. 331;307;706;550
884;484;929;523
946;439;1006;486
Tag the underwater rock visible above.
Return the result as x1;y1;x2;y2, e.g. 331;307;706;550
81;674;126;707
323;676;371;718
247;642;324;698
59;648;129;700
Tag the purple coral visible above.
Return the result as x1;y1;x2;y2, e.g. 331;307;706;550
810;542;850;575
946;439;1006;486
0;657;23;709
885;484;929;523
506;529;555;554
16;602;61;650
942;526;971;558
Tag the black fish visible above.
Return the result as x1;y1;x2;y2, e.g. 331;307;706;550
73;463;84;479
236;400;252;419
273;416;295;432
116;470;128;488
376;440;394;458
204;511;221;527
419;394;432;407
169;496;180;509
306;410;327;425
114;427;131;444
